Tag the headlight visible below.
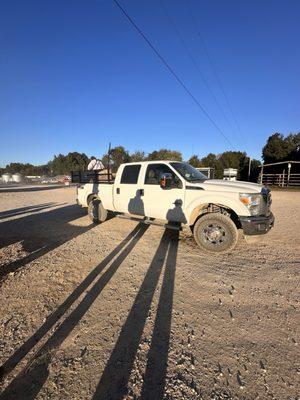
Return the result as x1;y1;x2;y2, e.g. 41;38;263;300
239;193;261;215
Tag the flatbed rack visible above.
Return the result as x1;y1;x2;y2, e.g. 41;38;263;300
71;170;114;184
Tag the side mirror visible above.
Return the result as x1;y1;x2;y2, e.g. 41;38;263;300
160;173;173;190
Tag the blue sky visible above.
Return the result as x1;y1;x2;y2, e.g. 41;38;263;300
0;0;299;166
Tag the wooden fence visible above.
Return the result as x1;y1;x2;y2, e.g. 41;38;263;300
260;173;300;187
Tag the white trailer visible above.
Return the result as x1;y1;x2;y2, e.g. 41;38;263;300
223;168;238;181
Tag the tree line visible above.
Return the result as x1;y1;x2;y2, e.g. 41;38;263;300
1;132;299;180
262;132;300;164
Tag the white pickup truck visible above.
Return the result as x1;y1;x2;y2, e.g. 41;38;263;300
74;161;274;253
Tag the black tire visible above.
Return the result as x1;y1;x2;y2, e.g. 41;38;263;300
88;198;108;224
193;213;238;253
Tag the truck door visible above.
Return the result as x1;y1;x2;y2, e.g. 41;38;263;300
141;163;186;222
114;164;145;216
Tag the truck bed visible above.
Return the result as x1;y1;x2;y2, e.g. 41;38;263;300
71;170;114;184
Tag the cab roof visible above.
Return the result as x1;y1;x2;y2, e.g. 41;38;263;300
122;160;183;165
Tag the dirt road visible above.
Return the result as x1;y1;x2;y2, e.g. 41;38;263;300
0;186;299;399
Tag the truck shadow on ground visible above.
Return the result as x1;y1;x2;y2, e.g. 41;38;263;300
0;185;64;193
0;223;148;399
0;226;179;400
92;229;179;400
0;204;94;281
0;203;56;220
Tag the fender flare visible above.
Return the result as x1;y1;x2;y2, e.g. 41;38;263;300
87;193;100;205
188;199;248;226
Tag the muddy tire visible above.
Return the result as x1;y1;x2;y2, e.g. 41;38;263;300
193;213;238;253
88;198;108;224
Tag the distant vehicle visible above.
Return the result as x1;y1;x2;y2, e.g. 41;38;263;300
223;168;238;181
72;161;274;253
63;176;71;186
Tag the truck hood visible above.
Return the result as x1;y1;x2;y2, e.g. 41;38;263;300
196;179;263;193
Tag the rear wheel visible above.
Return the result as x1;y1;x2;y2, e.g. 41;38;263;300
88;198;108;224
193;213;238;253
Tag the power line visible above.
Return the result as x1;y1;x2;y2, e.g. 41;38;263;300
159;0;242;147
112;0;235;149
199;31;249;149
186;0;249;151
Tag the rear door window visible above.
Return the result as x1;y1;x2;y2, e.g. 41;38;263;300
120;165;141;184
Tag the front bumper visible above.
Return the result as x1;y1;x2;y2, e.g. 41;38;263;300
240;213;275;236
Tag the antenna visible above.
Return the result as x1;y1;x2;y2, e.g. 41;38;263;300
107;142;112;183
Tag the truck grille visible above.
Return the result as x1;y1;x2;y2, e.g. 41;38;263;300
261;187;271;215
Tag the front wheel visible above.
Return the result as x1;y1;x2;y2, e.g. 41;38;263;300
88;198;108;224
193;213;238;253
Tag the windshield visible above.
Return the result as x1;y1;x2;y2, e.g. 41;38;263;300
170;162;207;182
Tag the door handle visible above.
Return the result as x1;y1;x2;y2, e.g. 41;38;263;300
116;188;120;194
139;189;144;196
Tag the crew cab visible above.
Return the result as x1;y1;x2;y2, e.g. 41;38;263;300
73;161;274;253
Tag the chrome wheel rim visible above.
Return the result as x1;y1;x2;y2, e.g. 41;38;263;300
202;223;226;245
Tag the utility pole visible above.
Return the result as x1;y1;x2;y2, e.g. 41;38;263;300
107;142;112;183
287;162;291;186
248;157;252;181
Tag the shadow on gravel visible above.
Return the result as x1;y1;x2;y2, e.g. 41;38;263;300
0;223;148;400
0;203;57;220
92;229;179;400
0;204;92;281
0;185;64;193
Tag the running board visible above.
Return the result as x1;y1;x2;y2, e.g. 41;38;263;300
116;214;182;231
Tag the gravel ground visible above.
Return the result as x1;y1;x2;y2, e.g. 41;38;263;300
0;186;299;400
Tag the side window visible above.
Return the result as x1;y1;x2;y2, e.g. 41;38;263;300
145;164;181;187
120;165;141;184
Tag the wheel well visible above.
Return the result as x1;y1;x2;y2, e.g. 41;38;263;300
190;203;241;230
87;194;99;205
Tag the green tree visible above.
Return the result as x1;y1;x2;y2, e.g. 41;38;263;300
249;159;261;181
188;155;202;168
5;163;24;174
102;146;131;172
65;152;89;172
51;154;65;175
262;133;290;163
3;162;51;176
51;152;88;175
130;150;146;162
5;163;33;175
262;132;300;164
218;151;246;169
200;153;223;179
147;148;182;161
285;133;300;161
239;158;261;181
218;151;248;179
